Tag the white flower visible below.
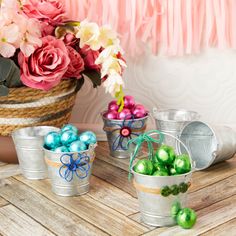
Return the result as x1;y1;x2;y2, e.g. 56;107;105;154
103;70;124;96
95;45;124;65
76;20;101;50
99;25;120;48
101;56;126;78
0;23;19;57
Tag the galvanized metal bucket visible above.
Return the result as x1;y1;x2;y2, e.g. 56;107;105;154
102;112;148;158
179;121;236;170
12;126;59;180
44;144;96;196
132;131;194;227
153;108;200;147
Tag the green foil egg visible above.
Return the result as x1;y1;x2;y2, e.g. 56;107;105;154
176;208;197;229
133;159;154;175
171;201;182;220
152;170;169;176
155;145;176;165
174;154;191;174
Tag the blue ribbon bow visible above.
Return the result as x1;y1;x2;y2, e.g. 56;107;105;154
59;153;90;182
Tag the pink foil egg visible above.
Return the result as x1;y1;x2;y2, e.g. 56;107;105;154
124;95;135;109
104;110;118;119
108;100;119;111
117;108;132;120
132;104;147;118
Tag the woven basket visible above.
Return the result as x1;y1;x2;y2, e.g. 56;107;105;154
0;79;79;136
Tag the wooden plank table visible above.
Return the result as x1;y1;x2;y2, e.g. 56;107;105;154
0;141;236;236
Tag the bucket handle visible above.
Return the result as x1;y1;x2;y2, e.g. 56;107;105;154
142;130;196;171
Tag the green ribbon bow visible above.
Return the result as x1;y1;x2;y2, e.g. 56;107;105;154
127;130;164;179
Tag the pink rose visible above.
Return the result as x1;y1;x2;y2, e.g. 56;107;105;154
63;33;79;47
80;46;101;71
18;36;70;91
64;46;84;78
23;0;65;25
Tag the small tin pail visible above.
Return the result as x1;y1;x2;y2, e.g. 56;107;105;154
12;126;59;180
132;131;194;227
44;144;96;196
102;112;148;158
179;121;236;170
153;108;200;147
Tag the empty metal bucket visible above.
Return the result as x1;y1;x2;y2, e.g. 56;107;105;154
153;108;200;147
12;126;59;180
44;144;96;196
179;121;236;170
132;131;193;226
102;113;148;158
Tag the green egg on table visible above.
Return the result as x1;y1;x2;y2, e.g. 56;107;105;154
171;201;182;220
176;208;197;229
133;159;154;175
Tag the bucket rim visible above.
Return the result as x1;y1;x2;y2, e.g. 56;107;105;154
179;120;218;170
131;166;193;179
12;126;60;140
152;108;200;122
101;110;149;122
43;142;97;156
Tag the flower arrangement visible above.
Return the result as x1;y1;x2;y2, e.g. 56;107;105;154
0;0;126;98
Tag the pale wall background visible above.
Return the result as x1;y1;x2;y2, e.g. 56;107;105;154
70;47;236;140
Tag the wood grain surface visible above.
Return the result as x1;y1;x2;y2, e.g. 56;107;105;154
0;141;235;236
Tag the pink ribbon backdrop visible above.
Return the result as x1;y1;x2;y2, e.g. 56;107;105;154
64;0;236;56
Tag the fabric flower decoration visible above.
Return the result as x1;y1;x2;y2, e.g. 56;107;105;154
76;20;101;50
0;24;19;58
59;153;90;182
18;35;70;91
79;46;101;71
106;116;146;151
22;0;65;25
64;46;84;78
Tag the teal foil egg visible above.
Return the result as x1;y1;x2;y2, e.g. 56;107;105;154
69;140;87;152
54;146;69;153
61;124;78;134
61;130;78;146
79;131;97;145
44;131;61;150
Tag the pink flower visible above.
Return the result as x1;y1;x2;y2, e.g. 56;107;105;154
18;35;70;91
80;46;101;71
64;46;84;78
63;33;79;47
23;0;65;25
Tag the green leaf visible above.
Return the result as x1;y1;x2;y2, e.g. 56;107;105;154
75;76;85;92
82;70;102;88
0;85;9;96
0;57;13;82
0;58;22;88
